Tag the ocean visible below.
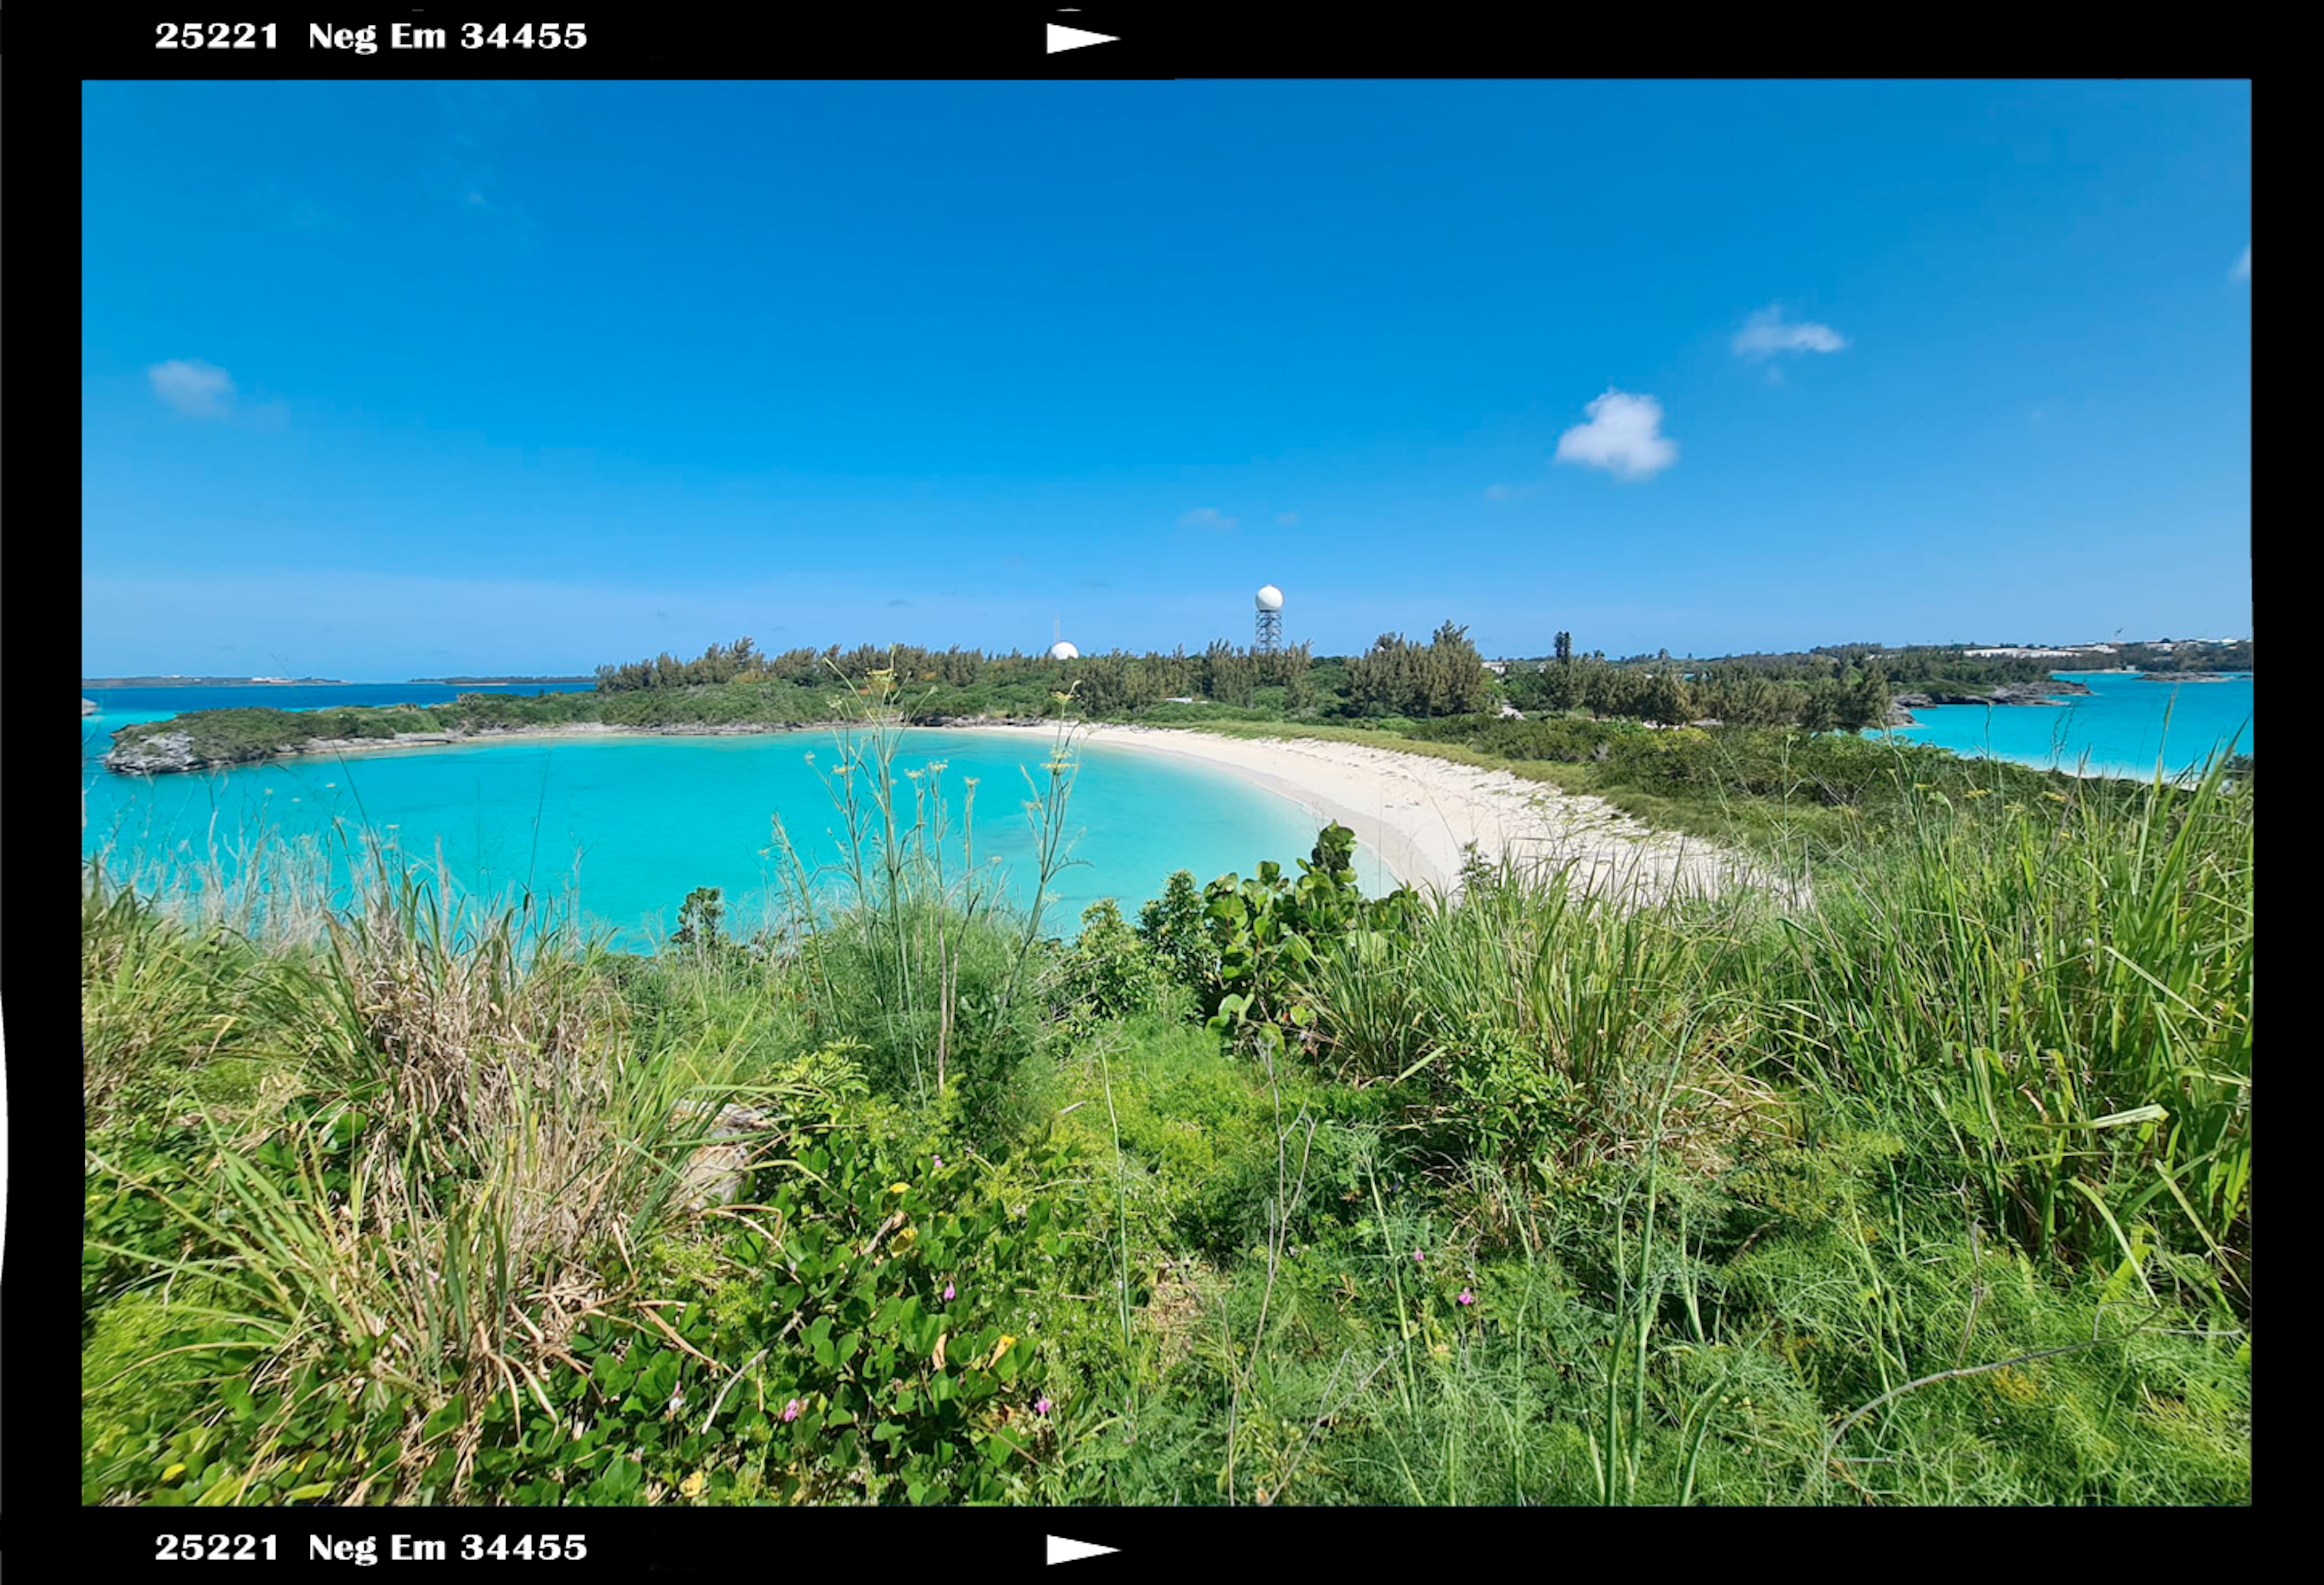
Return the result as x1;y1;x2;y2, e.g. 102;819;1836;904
80;669;2254;944
1884;670;2253;781
80;690;1336;947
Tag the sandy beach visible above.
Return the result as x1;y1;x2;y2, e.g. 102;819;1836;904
964;723;1790;904
96;714;1791;904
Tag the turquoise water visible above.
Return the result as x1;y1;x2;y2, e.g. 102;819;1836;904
1885;671;2253;780
82;715;1338;947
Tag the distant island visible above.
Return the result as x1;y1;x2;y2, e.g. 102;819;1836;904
406;675;596;686
81;675;344;688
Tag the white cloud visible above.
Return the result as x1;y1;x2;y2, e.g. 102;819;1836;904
1732;304;1848;359
1178;507;1238;531
147;359;237;418
1552;390;1678;482
2232;244;2251;281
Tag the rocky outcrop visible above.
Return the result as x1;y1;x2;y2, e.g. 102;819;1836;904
1891;679;2093;710
102;730;204;775
82;698;99;716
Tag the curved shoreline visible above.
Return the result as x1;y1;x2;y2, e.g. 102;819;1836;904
96;716;1787;904
980;723;1787;904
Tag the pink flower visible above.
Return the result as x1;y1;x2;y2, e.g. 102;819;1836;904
942;1282;956;1302
1034;1395;1052;1417
1412;1249;1425;1265
1457;1288;1475;1306
781;1399;802;1422
933;1153;944;1169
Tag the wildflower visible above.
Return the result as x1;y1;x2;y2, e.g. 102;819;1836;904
943;1282;956;1302
890;1182;911;1195
933;1153;944;1169
781;1399;803;1423
681;1470;707;1500
1412;1249;1425;1265
1457;1288;1475;1307
1034;1395;1053;1417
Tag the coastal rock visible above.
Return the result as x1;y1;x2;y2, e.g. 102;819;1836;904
82;698;99;717
1891;680;2092;709
103;730;203;775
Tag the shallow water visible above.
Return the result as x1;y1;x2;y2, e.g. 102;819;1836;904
1882;670;2251;781
81;712;1341;947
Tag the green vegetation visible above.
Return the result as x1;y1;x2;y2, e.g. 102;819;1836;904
84;669;2250;1506
108;628;2255;789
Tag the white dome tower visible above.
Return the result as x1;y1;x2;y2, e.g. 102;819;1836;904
1048;615;1078;661
1254;585;1284;653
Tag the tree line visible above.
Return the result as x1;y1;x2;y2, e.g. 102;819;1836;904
593;624;1928;733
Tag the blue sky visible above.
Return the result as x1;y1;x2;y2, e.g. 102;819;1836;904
82;80;2251;677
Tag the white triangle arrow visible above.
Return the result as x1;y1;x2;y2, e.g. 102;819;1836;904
1046;1535;1121;1566
1046;23;1119;53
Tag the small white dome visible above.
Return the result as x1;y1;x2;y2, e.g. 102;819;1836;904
1255;584;1285;611
1049;640;1080;661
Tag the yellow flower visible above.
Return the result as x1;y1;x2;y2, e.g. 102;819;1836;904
681;1470;707;1500
983;1334;1017;1369
890;1182;911;1195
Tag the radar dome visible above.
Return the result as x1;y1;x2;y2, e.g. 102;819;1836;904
1255;584;1285;611
1049;640;1080;661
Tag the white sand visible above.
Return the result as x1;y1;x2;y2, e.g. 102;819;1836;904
961;723;1792;905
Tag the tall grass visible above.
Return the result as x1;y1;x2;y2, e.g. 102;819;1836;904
1767;756;2252;1291
770;664;1086;1114
82;844;809;1502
